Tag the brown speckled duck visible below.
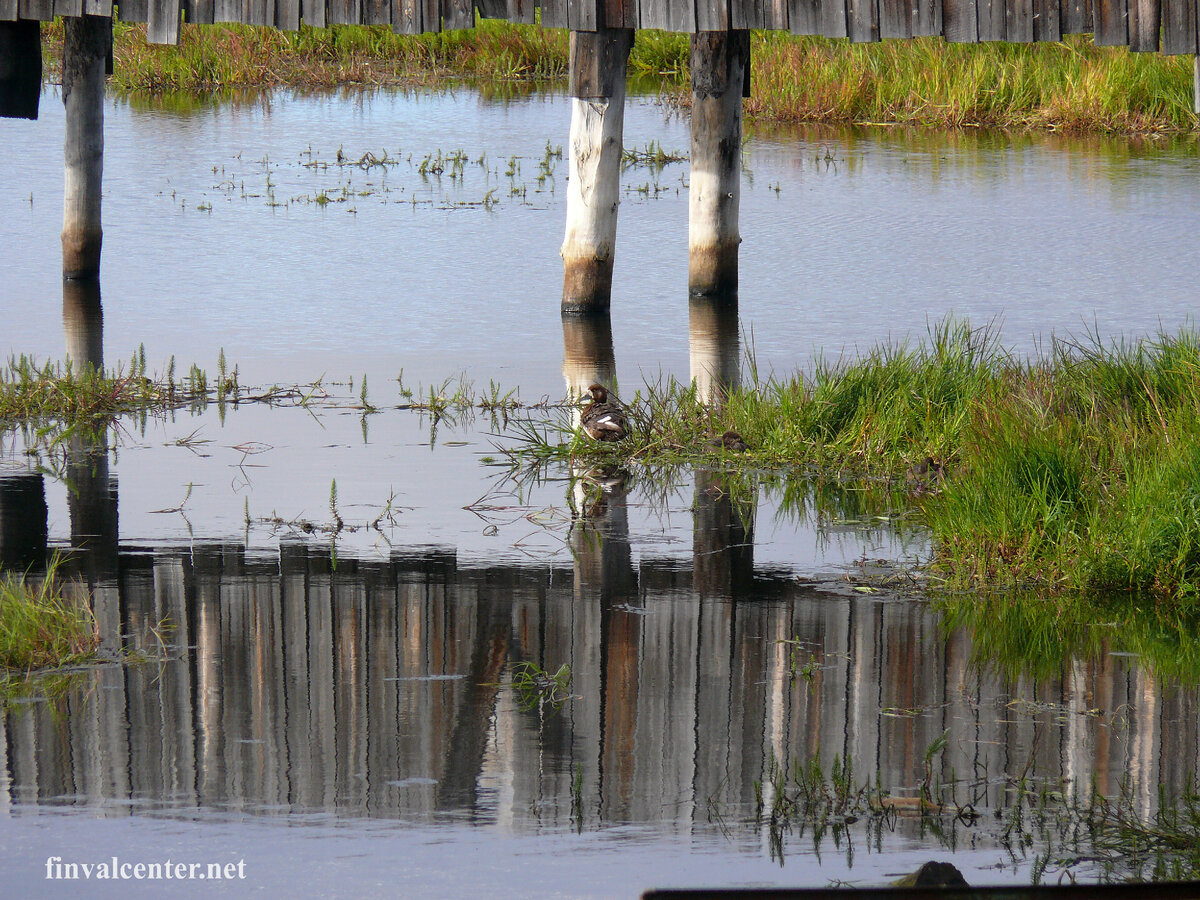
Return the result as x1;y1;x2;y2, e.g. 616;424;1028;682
580;383;628;442
707;430;749;452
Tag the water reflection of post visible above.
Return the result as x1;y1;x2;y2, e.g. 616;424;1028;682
0;474;48;571
688;295;740;406
570;467;639;820
562;312;618;405
63;279;119;635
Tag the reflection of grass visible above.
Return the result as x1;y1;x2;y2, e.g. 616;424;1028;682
41;22;1195;132
0;558;99;673
939;589;1200;683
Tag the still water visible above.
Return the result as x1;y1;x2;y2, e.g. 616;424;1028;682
1;85;1200;897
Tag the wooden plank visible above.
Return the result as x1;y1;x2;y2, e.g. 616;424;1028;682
1093;0;1127;44
506;0;534;21
763;0;787;26
666;0;695;29
275;0;297;26
327;0;358;22
539;0;566;27
568;26;631;96
0;0;16;19
186;0;213;22
1032;0;1060;39
788;0;819;30
696;0;727;27
54;0;83;17
911;0;941;34
568;0;596;28
1160;0;1196;52
1127;0;1160;48
941;0;977;38
640;0;669;27
300;0;324;23
363;0;388;22
1062;0;1089;30
146;0;181;43
213;0;238;21
879;0;910;37
17;0;53;22
819;0;847;34
243;0;270;24
731;0;762;26
847;0;879;38
393;0;421;30
977;0;1005;38
1006;0;1032;40
420;0;438;29
441;0;471;28
119;0;148;18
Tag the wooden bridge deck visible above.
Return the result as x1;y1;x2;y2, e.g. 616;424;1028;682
0;0;1197;55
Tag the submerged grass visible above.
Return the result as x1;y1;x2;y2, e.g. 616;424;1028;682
38;21;1197;132
508;321;1200;603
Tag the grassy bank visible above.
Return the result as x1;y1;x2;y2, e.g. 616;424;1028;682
512;322;1200;603
38;20;1197;132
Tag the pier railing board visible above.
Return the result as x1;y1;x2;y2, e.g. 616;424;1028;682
0;0;1197;54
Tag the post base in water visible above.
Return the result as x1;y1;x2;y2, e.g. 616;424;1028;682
62;232;103;281
688;244;740;299
562;256;615;315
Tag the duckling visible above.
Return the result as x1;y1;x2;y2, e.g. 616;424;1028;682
580;383;628;442
707;430;749;452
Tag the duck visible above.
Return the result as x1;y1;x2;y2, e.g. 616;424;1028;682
707;429;749;452
579;383;628;442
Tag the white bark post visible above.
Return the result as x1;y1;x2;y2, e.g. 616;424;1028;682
562;28;633;315
62;16;108;279
688;297;740;406
689;31;749;299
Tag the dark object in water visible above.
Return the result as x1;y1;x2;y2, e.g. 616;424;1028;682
906;456;945;494
892;861;969;887
580;383;628;442
644;876;1200;897
707;430;749;452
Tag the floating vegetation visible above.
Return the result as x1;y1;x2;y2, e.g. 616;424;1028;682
510;661;572;711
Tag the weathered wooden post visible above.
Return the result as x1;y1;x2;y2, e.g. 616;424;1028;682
61;16;110;279
688;30;749;298
561;28;633;315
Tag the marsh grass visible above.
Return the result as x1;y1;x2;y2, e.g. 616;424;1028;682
508;322;1200;602
0;557;99;673
38;21;1196;132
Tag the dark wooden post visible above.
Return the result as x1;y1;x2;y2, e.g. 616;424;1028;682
688;30;749;299
0;20;42;120
561;27;633;315
0;475;48;571
62;16;110;279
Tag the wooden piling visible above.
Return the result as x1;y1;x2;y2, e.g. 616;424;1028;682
688;30;749;299
61;16;109;279
561;27;633;316
0;20;42;120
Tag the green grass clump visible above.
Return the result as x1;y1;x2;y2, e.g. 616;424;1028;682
0;559;99;673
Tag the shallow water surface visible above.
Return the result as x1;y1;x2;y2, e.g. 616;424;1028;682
2;85;1200;897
